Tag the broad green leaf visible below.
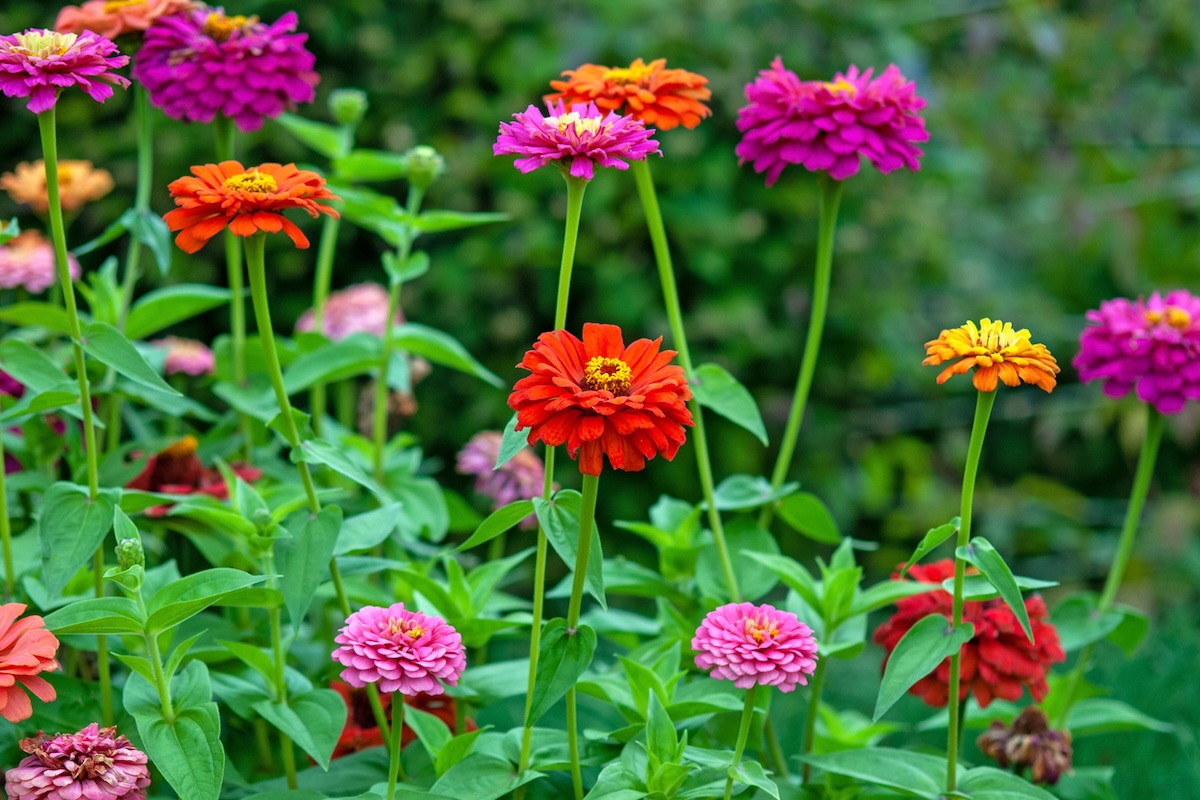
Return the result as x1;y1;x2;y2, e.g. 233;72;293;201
1107;604;1149;655
708;474;799;511
690;362;767;445
0;302;72;334
430;754;541;799
644;692;678;766
253;687;347;770
294;438;392;502
43;597;146;634
435;729;486;777
494;412;527;469
956;538;1034;641
0;389;78;423
1066;698;1172;736
849;579;938;617
1052;767;1117;800
276;506;343;631
126;285;232;341
874;617;974;722
275;112;350;159
0;340;85;420
411;209;508;233
535;491;605;610
119;379;218;422
1051;593;1125;652
452;500;534;553
697;518;779;602
144;567;267;632
898;518;960;578
38;482;116;599
335;503;404;555
283;333;381;394
945;574;1058;602
333;148;409;181
728;760;778;800
775;492;841;544
585;765;647;800
958;766;1059;799
527;618;596;724
404;703;452;763
217;640;276;686
391;323;502;387
801;747;946;798
80;322;179;395
125;208;174;277
740;552;821;610
383;250;430;285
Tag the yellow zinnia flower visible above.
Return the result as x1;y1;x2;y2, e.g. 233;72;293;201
923;319;1059;393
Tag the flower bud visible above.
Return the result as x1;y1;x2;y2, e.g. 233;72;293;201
329;88;368;127
116;536;145;571
405;145;444;191
252;508;274;534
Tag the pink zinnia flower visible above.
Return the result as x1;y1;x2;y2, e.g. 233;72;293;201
0;28;130;114
153;336;214;376
494;100;661;180
1074;290;1200;415
692;602;818;692
736;58;928;185
0;603;60;723
456;431;546;529
332;603;466;696
132;8;318;132
5;723;150;800
0;231;81;294
295;283;401;341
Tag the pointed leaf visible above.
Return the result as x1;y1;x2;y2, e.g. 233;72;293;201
708;474;799;511
958;766;1059;799
283;333;381;394
1066;698;1172;736
38;482;116;599
0;302;72;335
81;322;179;395
126;208;174;278
452;500;534;553
728;761;778;800
144;567;267;632
403;703;452;763
850;579;939;617
527;618;596;724
335;503;404;555
956;537;1034;642
775;492;841;544
276;506;343;631
126;285;233;341
411;210;508;233
294;438;393;502
274;112;350;159
801;747;945;798
253;687;347;770
43;597;146;634
0;390;78;423
898;518;960;578
494;412;528;469
1051;593;1125;652
874;616;975;722
391;323;502;387
691;362;767;445
333;148;410;181
535;491;605;610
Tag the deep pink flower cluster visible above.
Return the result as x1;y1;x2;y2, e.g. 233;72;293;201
132;9;317;132
295;283;401;341
494;100;661;180
736;58;928;185
0;231;80;294
0;29;129;114
692;602;818;692
1074;290;1200;415
5;723;150;800
332;603;466;696
153;336;214;376
456;431;547;528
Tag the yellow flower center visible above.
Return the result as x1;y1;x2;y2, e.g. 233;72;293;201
823;77;857;97
386;617;422;639
204;12;255;42
544;111;602;136
13;30;78;58
603;62;655;85
960;319;1034;364
1145;306;1191;330
744;616;779;644
582;356;632;395
223;170;277;194
160;435;199;460
104;0;146;11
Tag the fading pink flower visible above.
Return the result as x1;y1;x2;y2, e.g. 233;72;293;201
295;282;401;341
692;601;818;692
494;100;661;180
1074;290;1200;415
153;336;214;376
0;231;80;294
0;29;130;114
456;431;546;529
5;723;150;800
736;58;928;185
332;603;466;696
0;603;59;723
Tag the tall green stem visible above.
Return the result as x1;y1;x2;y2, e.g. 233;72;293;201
1054;407;1164;727
308;213;342;435
631;159;739;601
385;696;406;799
724;684;760;800
945;389;996;793
800;656;828;782
263;549;298;788
759;178;844;529
564;472;599;800
0;435;13;597
118;84;154;328
134;588;174;723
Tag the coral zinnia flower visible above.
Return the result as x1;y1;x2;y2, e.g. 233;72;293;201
494;100;661;180
0;603;60;723
125;435;261;516
736;58;928;185
295;283;402;341
923;319;1059;393
332;603;466;695
0;231;81;294
872;559;1065;708
163;161;339;254
508;323;693;475
0;29;129;114
692;602;818;692
545;58;712;131
6;723;150;800
2;160;113;214
329;680;476;760
55;0;197;40
1074;290;1200;415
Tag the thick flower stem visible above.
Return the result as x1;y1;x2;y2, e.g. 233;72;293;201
724;684;760;800
38;107;111;725
565;471;600;800
1054;406;1164;727
386;697;406;800
946;389;996;793
800;656;828;782
632;159;739;601
307;213;342;435
759;177;844;529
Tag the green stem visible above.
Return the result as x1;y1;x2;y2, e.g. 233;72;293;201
759;178;844;529
564;472;599;800
1054;406;1164;727
554;176;588;330
263;550;297;788
800;656;827;783
724;684;760;800
386;696;406;800
337;379;356;430
308;213;343;435
117;83;154;328
0;435;13;597
763;717;789;780
946;389;996;793
632;159;739;601
135;590;175;723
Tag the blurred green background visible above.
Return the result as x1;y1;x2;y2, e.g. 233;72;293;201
1;0;1197;795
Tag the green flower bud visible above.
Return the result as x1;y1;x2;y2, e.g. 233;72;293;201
116;536;145;571
329;88;368;127
252;508;274;534
405;145;445;191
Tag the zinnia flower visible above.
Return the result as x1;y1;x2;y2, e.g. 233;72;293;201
0;231;81;293
977;707;1073;785
153;336;214;376
0;603;59;723
494;100;661;180
5;723;150;800
508;323;693;475
456;431;546;528
55;0;197;40
295;283;402;341
125;435;261;516
736;58;928;185
923;318;1059;393
329;681;476;760
163;161;339;253
331;603;466;696
0;29;129;114
545;58;711;131
872;559;1065;708
692;602;818;692
2;160;113;214
132;8;317;132
1073;290;1200;415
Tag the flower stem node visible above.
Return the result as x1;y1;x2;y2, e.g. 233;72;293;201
404;145;445;191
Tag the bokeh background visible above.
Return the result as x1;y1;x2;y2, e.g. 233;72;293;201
1;0;1197;795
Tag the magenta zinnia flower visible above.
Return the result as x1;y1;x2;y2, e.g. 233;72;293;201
1074;290;1200;415
132;8;318;132
692;602;818;692
5;723;150;800
494;100;661;180
332;603;466;696
0;231;80;294
295;283;401;341
0;29;129;114
153;336;214;376
456;431;546;528
736;58;928;185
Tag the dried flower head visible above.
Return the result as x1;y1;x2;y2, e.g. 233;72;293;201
332;603;466;695
923;318;1059;393
2;160;113;214
692;602;818;692
0;603;59;723
456;431;546;528
5;723;150;800
125;435;261;516
546;58;711;131
0;230;81;294
55;0;198;40
977;707;1073;785
0;28;129;113
153;336;214;376
295;283;401;341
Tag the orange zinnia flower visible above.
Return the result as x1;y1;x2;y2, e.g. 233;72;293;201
0;603;59;723
546;58;712;131
1;159;113;214
163;161;339;254
923;319;1059;393
509;323;694;475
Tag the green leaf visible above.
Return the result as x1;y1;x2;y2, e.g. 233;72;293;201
898;518;960;578
527;618;596;724
0;389;78;423
253;688;347;770
294;438;393;502
119;379;218;422
217;640;277;686
43;597;146;634
956;538;1034;642
0;340;85;420
849;579;938;618
430;754;541;800
585;765;647;800
125;208;174;278
283;333;381;394
1066;698;1172;736
335;503;404;555
276;506;343;631
728;760;778;800
1051;593;1125;652
945;574;1058;602
535;491;605;610
958;766;1059;799
275;112;350;159
452;500;534;553
740;552;821;610
801;747;946;798
690;362;767;445
144;567;267;632
125;285;232;341
644;692;678;765
874;617;974;722
333;148;410;181
38;482;116;599
435;729;486;777
411;209;508;233
382;250;430;285
1106;604;1149;655
697;518;780;602
708;474;799;511
391;323;503;387
0;217;18;245
80;322;179;395
72;213;128;256
404;703;452;763
0;302;73;334
775;492;842;544
494;412;527;469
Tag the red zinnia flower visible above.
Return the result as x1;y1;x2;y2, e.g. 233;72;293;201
126;436;261;516
872;559;1065;708
508;323;693;475
329;681;475;760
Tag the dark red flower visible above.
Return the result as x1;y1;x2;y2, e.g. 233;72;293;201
329;681;475;760
125;436;261;516
872;559;1065;708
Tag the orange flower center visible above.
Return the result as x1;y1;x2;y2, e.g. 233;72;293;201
160;435;199;460
544;111;603;136
13;30;78;58
386;617;422;639
603;63;655;85
104;0;146;11
1145;306;1191;330
204;12;255;42
823;77;858;97
224;170;277;194
582;356;632;395
744;615;779;644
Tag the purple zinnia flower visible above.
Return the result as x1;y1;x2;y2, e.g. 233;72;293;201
692;602;818;692
5;723;150;800
494;100;661;180
736;58;928;185
132;8;318;132
295;283;401;341
0;231;81;294
153;336;214;376
456;431;546;528
332;603;466;696
1074;290;1200;415
0;29;129;114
